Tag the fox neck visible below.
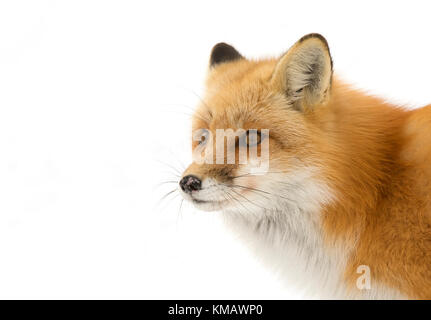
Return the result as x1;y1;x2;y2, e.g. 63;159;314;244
320;79;409;241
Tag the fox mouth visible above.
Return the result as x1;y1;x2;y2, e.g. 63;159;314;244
191;196;225;205
191;198;208;204
188;195;228;211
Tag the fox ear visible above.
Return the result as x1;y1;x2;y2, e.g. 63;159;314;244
271;33;333;111
210;43;243;67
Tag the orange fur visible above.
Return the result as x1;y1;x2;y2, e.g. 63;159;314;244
319;82;431;299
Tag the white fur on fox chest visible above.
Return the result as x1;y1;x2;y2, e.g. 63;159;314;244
222;200;348;298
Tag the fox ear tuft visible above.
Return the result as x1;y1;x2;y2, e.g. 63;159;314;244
271;33;333;111
210;43;243;67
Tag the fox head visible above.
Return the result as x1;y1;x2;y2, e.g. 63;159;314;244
179;34;335;215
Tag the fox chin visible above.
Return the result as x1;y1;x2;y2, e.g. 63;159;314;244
177;33;431;299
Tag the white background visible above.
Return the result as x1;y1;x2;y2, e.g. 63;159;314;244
0;0;430;299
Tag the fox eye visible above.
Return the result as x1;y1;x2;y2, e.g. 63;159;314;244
246;130;262;147
198;129;209;145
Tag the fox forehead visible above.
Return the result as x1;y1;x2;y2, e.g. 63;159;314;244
193;59;296;131
206;58;277;89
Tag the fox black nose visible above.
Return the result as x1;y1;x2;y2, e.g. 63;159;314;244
179;175;202;194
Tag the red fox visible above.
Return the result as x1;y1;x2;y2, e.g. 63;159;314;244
178;33;431;299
